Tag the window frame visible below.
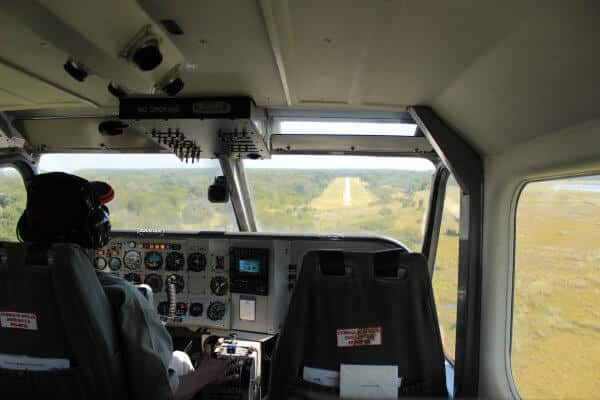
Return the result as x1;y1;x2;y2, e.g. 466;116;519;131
422;165;450;275
507;171;600;399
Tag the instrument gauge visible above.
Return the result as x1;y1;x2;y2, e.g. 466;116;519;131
144;273;163;293
144;251;163;270
210;276;229;296
109;256;122;271
166;252;185;271
187;252;207;272
123;250;142;270
189;302;203;317
124;273;141;284
207;301;227;321
94;256;107;270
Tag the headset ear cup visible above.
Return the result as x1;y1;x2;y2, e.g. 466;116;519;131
16;213;31;242
87;207;111;248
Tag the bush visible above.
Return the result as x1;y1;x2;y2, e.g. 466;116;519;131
446;228;460;237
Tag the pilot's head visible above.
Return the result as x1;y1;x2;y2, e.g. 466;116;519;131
17;172;114;249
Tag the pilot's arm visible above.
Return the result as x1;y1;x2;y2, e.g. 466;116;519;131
97;272;177;399
96;272;238;400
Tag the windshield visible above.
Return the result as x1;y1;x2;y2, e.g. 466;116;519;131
244;155;435;250
39;154;238;232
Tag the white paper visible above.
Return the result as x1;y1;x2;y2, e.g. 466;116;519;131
303;366;340;388
239;295;256;321
340;364;399;399
0;353;70;371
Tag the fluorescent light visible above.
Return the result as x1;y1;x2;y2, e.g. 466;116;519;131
279;121;416;136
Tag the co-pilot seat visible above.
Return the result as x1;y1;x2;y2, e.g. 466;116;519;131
269;249;447;398
0;242;128;399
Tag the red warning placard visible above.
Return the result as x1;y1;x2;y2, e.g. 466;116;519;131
0;311;38;331
336;326;383;347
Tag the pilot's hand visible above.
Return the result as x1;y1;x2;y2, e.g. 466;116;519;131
197;357;240;385
173;356;239;400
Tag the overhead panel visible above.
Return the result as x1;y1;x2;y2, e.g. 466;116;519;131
17;97;270;158
137;0;288;106
18;118;161;153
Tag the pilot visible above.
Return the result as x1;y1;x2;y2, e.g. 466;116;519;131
16;172;237;400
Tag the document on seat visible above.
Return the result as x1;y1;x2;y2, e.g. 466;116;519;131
303;366;340;388
340;364;400;399
0;353;70;371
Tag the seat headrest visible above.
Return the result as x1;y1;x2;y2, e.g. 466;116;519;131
374;250;409;279
318;251;347;276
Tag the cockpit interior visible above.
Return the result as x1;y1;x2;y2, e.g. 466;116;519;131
0;1;599;399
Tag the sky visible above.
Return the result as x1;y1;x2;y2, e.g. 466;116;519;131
39;121;433;172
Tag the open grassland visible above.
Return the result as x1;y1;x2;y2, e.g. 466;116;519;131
512;181;600;399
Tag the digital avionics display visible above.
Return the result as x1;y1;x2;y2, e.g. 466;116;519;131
239;259;261;274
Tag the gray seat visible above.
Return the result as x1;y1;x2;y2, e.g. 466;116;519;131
0;242;128;399
269;249;447;398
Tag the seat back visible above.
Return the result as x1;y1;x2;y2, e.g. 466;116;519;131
0;242;127;399
269;249;447;398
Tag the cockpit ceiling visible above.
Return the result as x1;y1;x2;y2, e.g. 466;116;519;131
1;1;600;155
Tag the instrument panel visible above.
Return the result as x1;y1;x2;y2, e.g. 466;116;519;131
95;238;233;329
93;232;402;333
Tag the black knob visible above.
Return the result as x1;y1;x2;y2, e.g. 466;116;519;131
64;59;88;81
161;77;184;96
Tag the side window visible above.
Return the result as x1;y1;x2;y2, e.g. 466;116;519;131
512;176;600;399
432;175;460;362
0;167;26;242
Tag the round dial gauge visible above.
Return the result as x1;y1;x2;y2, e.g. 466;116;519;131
94;256;107;270
165;252;185;271
144;273;163;293
187;252;207;272
207;301;226;321
210;276;229;296
165;274;185;294
144;251;163;270
109;257;122;271
124;273;141;284
189;302;203;317
123;250;142;270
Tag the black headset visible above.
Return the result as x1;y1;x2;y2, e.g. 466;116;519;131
17;179;111;249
